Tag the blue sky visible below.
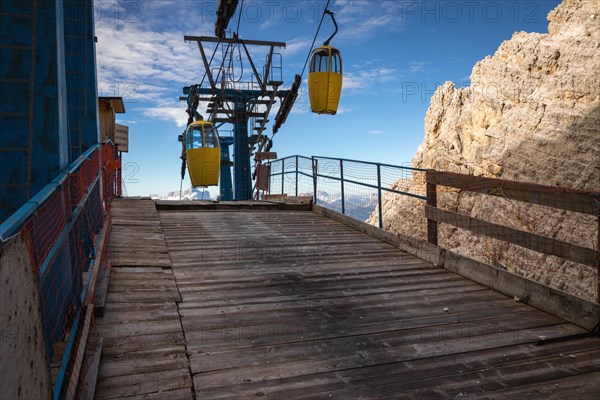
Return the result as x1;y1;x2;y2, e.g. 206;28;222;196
94;0;561;197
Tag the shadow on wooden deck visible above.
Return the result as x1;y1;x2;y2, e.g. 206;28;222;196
93;199;600;399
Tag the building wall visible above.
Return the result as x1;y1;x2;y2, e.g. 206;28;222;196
0;0;99;223
64;0;99;161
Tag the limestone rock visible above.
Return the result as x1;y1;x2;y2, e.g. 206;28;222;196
370;0;599;301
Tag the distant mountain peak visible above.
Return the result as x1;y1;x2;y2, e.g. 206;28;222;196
150;187;213;201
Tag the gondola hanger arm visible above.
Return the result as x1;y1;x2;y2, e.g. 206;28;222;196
323;10;338;46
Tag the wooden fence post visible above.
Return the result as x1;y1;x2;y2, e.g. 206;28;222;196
426;171;438;246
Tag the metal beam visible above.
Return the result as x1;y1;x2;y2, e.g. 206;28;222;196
218;136;234;200
197;42;216;92
179;96;214;102
215;0;239;38
262;45;275;90
185;35;286;48
239;40;265;92
233;101;251;200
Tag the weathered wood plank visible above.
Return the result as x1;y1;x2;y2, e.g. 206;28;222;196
0;234;53;399
105;287;181;303
94;262;111;317
193;339;600;399
441;250;600;331
115;388;194;400
189;318;578;378
98;353;189;379
183;306;563;354
483;371;600;400
314;204;600;331
177;285;506;322
97;319;182;339
95;368;192;400
101;332;186;358
193;344;600;399
426;170;600;215
66;305;93;400
80;335;102;400
109;258;171;268
177;281;484;310
425;205;596;266
95;199;194;399
94;203;600;399
95;307;180;325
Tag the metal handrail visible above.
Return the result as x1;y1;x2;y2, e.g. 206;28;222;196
266;155;427;228
314;173;427;201
0;144;100;241
312;155;428;172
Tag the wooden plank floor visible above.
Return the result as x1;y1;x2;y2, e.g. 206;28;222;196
96;199;600;399
94;199;194;400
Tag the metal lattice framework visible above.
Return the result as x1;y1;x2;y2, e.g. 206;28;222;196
181;35;296;200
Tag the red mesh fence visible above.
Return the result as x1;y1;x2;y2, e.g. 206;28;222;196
20;185;70;268
69;148;100;211
15;143;120;397
101;142;120;210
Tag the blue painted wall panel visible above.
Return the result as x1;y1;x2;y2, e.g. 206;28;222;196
64;0;99;161
0;14;33;47
0;0;100;223
0;2;34;14
0;47;32;79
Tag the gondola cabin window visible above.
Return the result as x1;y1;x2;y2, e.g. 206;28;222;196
203;124;219;148
311;48;329;72
186;125;203;149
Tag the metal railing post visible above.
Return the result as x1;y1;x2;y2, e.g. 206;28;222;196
340;159;345;215
426;170;438;246
295;155;299;197
117;151;122;197
377;163;383;229
268;161;271;196
312;156;318;205
281;158;285;195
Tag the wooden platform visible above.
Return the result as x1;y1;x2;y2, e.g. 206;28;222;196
94;199;193;399
94;199;600;399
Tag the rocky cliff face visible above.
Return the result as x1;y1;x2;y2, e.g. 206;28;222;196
371;0;599;301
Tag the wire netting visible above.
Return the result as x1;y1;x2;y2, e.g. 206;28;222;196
14;143;119;396
313;157;427;226
268;158;283;195
267;155;427;226
296;156;314;196
267;156;314;197
101;143;120;210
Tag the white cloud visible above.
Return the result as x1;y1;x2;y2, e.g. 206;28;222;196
369;129;384;135
332;0;406;42
95;7;218;127
259;20;276;31
282;36;313;57
408;61;430;74
138;103;188;128
116;119;138;125
96;25;205;85
343;66;398;92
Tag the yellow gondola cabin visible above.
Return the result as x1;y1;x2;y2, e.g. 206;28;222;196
184;120;221;187
308;10;342;115
308;45;342;114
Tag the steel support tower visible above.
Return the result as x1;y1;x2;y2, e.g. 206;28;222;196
183;36;289;200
